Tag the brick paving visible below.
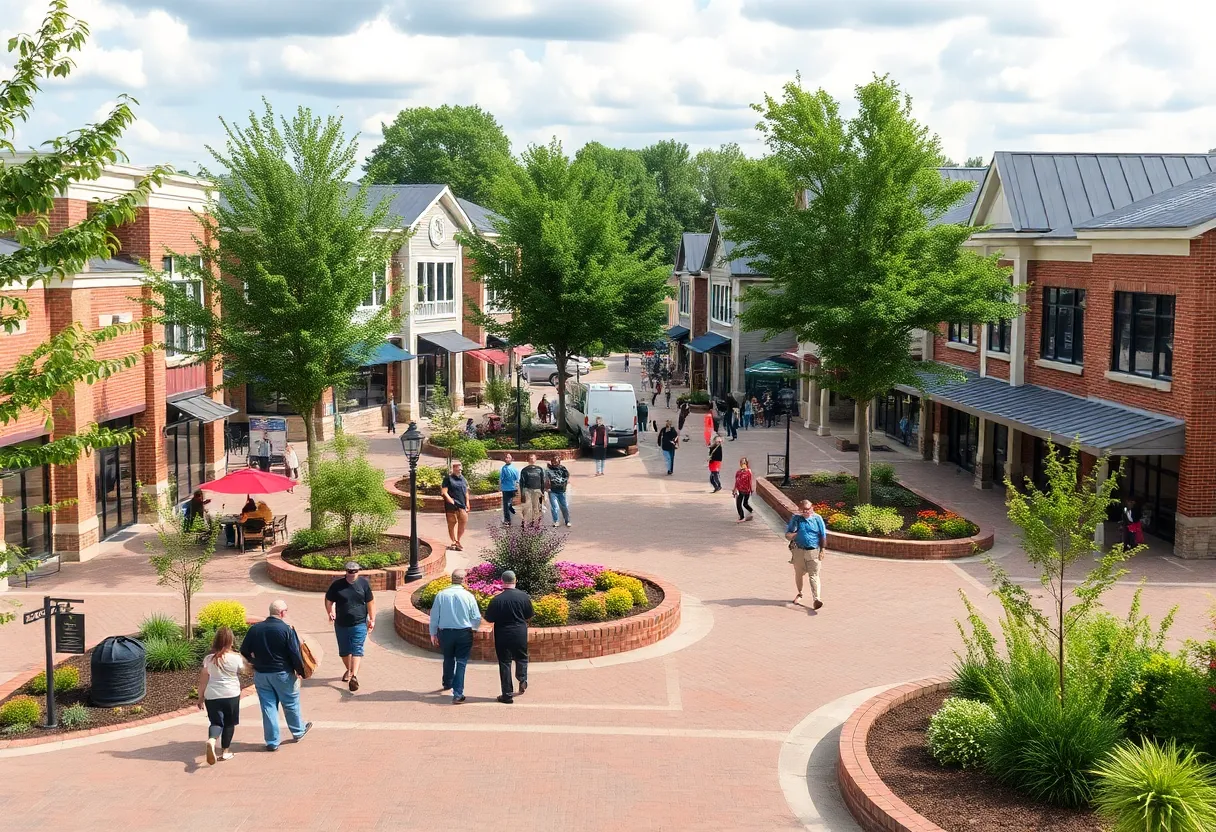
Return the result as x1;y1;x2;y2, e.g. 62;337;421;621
1;359;1213;831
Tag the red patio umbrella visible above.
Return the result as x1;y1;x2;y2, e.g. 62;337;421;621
199;467;297;495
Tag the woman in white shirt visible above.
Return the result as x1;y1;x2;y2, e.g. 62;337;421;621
197;626;246;764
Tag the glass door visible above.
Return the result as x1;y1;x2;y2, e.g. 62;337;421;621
95;420;137;539
992;424;1009;485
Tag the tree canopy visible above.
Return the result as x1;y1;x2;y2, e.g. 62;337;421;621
724;75;1017;502
693;142;746;228
362;104;512;205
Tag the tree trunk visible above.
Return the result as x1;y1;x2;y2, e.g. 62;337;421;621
1057;550;1066;707
183;588;192;641
857;398;872;504
303;403;322;530
555;349;569;433
347;518;354;557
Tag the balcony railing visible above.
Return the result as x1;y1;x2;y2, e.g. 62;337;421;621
414;299;457;318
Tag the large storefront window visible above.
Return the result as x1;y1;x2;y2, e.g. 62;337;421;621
1115;455;1179;542
343;365;388;410
95;416;137;540
946;408;979;472
165;412;206;503
874;391;919;448
1041;287;1085;365
1111;292;1174;380
246;386;298;415
2;461;51;557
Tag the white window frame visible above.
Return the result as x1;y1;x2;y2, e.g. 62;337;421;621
360;265;389;309
416;261;455;303
485;286;509;313
678;280;690;316
163;255;205;357
710;281;733;325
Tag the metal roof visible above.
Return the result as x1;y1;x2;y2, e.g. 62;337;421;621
1074;171;1216;231
676;232;710;273
358;183;446;228
932;167;987;227
720;237;765;276
987;152;1216;237
0;237;142;274
896;364;1185;454
456;197;501;235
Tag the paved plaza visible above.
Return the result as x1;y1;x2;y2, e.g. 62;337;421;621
1;360;1214;832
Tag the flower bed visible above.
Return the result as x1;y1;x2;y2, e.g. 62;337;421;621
384;476;502;513
423;437;576;463
267;532;445;592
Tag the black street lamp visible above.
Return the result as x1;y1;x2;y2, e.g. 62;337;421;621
399;422;424;581
779;387;796;487
515;366;524;451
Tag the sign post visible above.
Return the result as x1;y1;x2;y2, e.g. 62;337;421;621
23;596;84;728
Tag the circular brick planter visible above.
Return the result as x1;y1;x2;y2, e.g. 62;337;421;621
266;534;446;592
384;476;502;513
423;438;577;463
838;677;951;832
393;569;681;662
755;477;994;560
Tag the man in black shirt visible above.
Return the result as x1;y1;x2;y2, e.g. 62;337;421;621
441;460;470;550
240;599;311;750
546;458;571;527
324;562;375;692
658;419;680;475
483;570;534;704
518;453;547;526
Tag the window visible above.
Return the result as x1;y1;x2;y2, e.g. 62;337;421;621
1041;287;1085;364
1112;292;1173;380
165;412;205;503
2;458;51;557
678;281;690;316
987;318;1011;353
710;283;733;324
343;365;388;410
246;386;298;415
361;267;388;308
947;322;975;345
946;408;979;472
416;262;455;302
163;255;205;357
486;286;508;313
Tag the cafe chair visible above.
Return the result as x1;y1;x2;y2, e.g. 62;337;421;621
240;517;270;553
271;515;288;544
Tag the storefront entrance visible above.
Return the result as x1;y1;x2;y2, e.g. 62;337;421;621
875;391;920;448
1114;455;1179;542
95;417;137;539
946;408;979;472
2;456;51;557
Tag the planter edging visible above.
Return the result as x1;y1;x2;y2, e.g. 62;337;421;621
266;533;446;593
385;476;502;513
423;438;577;463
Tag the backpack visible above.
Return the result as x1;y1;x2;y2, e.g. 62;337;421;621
547;465;570;491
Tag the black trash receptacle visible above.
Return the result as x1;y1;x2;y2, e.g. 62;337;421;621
90;636;146;707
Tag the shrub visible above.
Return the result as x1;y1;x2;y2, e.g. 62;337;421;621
59;703;90;728
138;612;183;642
951;656;992;702
308;431;397;556
144;637;198;672
907;521;934;540
288;526;333;552
842;479;859;499
1;722;33;735
577;595;607;621
484;374;512;415
485;522;565;595
939;517;975;538
604;587;634;617
299;552;399;570
805;471;838;486
1126;653;1211;750
27;666;81;695
533;594;570;627
870;463;897;486
0;696;41;727
852;505;904;536
927;697;997;769
428;430;463;448
825;513;852;532
1093;739;1216;832
594;570;622;591
620;576;647;606
418;576;452;609
451;437;488;474
473;592;492;615
197;601;249;636
872;484;920;507
413;465;445;491
528;434;569;450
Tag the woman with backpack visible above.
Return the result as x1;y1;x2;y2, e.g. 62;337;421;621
732;457;755;522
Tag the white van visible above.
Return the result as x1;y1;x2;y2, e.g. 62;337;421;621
566;382;638;449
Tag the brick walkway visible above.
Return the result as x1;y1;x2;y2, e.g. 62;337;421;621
1;360;1213;831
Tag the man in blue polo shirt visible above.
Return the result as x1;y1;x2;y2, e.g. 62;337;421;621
785;500;827;609
499;453;520;526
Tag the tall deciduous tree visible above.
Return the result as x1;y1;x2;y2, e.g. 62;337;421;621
725;75;1018;503
363;104;512;205
693;143;746;228
640;139;703;242
462;139;671;426
145;102;403;529
574;142;674;259
0;1;166;612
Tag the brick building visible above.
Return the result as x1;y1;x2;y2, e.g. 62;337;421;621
1;163;230;562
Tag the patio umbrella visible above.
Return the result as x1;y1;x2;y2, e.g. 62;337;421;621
199;467;297;495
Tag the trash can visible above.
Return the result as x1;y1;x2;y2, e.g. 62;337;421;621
89;636;146;707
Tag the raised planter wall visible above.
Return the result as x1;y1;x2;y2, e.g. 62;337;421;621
755;477;994;560
394;569;681;662
266;534;446;592
385;477;503;513
838;677;951;832
423;438;577;463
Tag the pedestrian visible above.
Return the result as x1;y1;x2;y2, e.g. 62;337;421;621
198;626;246;764
429;569;481;704
764;393;776;428
499;453;519;527
239;600;312;751
538;395;551;425
725;394;739;440
1122;496;1143;549
464;417;478;440
324;561;375;692
387;398;398;434
441;460;469;550
636;399;649;432
677;400;691;441
183;489;210;531
743;398;753;430
624;353;630;372
484;570;534;704
665;386;672;408
546;456;572;527
733;457;755;522
703;411;715;446
252;431;272;472
658;419;679;475
785;500;827;609
708;434;724;492
283;443;300;487
519;453;547;524
651;379;662;407
590;416;609;476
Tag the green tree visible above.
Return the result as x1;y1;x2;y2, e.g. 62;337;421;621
144;102;403;529
362;104;512;205
640;139;703;245
146;488;218;639
693;142;746;228
725;75;1018;503
462;139;671;426
965;155;986;167
574;142;674;259
0;1;168;616
307;431;396;557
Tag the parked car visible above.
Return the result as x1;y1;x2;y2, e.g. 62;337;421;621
518;354;593;386
566;382;638;449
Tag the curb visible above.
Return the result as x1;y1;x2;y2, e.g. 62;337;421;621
267;534;447;592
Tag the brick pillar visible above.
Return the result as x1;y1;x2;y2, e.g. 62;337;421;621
46;288;101;561
135;286;169;521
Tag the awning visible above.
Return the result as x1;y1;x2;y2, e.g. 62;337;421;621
685;332;731;354
667;325;690;341
169;394;237;424
897;364;1186;455
418;330;481;353
745;359;799;377
783;350;801;362
468;348;508;366
360;341;415;366
511;344;535;358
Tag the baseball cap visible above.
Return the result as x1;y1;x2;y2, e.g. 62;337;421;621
344;561;361;573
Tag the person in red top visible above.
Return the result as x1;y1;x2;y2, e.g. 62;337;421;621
733;457;755;522
590;416;609;476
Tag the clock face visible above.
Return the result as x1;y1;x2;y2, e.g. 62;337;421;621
428;215;446;247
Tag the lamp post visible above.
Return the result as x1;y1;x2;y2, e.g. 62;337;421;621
515;366;523;451
400;422;424;581
779;387;796;487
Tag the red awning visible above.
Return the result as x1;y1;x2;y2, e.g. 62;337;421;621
783;349;801;361
511;344;535;358
468;348;508;366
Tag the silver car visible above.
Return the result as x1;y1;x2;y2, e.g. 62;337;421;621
518;354;593;386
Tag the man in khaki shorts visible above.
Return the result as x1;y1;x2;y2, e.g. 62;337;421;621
785;499;827;609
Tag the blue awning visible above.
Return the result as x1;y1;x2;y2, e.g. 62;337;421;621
667;325;690;341
686;332;731;354
361;341;415;366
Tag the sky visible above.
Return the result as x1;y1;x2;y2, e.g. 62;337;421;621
2;0;1213;174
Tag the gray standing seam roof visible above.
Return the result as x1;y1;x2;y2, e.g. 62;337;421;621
721;237;764;276
896;365;1185;454
456;197;501;235
357;183;446;228
676;232;710;273
1074;171;1216;230
989;152;1216;237
933;167;987;227
0;236;142;273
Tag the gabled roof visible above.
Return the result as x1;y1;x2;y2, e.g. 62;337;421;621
973;152;1216;237
674;232;710;273
0;237;143;274
456;197;501;235
1074;171;1216;231
358;183;447;229
932;167;987;227
704;214;765;276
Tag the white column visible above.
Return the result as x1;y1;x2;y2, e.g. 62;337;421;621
451;350;465;408
1093;458;1110;545
804;376;819;430
817;388;832;436
1008;248;1029;387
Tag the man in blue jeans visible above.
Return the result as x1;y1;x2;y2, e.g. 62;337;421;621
657;420;679;475
240;599;312;750
498;453;520;526
546;457;571;527
428;568;482;703
324;562;375;692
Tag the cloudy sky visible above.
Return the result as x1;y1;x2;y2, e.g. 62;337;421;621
2;0;1212;173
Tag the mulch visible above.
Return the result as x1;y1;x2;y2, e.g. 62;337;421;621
282;535;431;567
411;578;664;627
1;646;253;738
866;687;1105;832
774;477;969;539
